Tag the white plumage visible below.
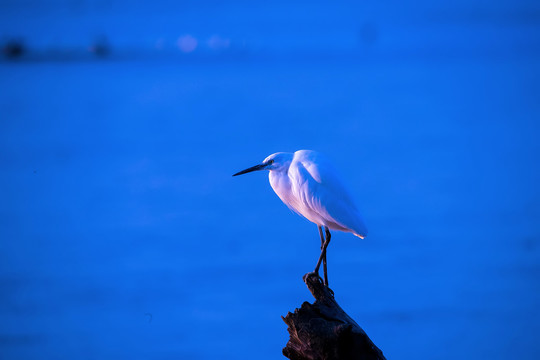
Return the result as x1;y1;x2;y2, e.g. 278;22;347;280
233;149;368;285
266;150;367;238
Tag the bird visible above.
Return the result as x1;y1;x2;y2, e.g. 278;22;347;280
233;150;367;286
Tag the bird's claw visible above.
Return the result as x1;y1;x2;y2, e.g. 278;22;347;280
304;271;321;283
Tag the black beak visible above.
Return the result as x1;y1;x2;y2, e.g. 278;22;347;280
233;163;267;176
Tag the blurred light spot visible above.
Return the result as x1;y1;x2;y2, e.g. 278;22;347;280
207;35;230;50
177;35;197;53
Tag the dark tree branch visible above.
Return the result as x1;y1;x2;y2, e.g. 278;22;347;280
282;272;386;360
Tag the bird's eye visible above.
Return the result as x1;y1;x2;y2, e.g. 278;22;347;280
268;159;274;165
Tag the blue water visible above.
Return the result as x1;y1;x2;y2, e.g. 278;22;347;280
1;2;540;359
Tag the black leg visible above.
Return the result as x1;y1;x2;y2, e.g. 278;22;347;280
324;227;331;286
318;226;328;286
314;227;331;286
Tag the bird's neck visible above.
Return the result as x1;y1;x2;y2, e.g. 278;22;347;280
269;170;291;202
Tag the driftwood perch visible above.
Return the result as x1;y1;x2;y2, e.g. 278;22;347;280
282;272;386;360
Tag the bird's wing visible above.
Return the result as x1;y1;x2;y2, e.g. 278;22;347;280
289;151;368;237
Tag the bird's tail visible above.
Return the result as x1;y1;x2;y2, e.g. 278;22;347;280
352;215;368;239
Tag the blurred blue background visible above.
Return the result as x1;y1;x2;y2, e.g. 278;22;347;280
1;1;539;359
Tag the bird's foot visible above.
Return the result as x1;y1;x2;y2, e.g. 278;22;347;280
304;271;323;285
304;272;335;296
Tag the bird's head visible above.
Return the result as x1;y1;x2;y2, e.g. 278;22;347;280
233;152;293;176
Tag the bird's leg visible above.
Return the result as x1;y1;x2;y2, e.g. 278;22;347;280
324;227;331;286
314;227;331;286
318;226;328;286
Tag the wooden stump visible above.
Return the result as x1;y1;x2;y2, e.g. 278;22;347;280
282;272;386;360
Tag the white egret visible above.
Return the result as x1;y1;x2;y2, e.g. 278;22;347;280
233;150;368;286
